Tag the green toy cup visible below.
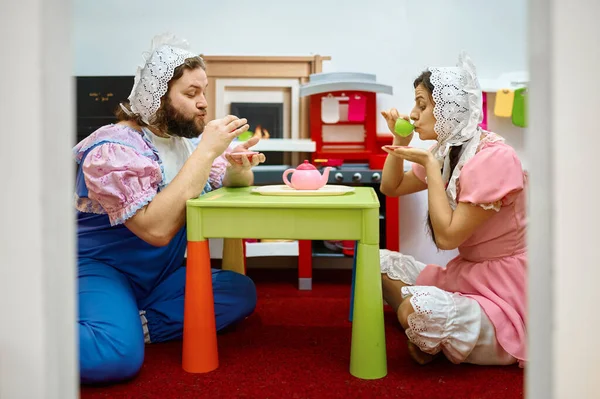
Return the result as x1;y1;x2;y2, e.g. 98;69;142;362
393;118;414;137
237;131;254;142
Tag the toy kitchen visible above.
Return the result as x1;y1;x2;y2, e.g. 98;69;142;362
246;71;400;262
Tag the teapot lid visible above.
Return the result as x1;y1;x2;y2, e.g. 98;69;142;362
296;160;317;170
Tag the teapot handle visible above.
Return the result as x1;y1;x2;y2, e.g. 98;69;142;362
282;169;295;188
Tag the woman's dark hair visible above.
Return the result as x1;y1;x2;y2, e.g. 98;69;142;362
413;70;434;92
413;70;463;249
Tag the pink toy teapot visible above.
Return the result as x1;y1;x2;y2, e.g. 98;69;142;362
282;160;332;190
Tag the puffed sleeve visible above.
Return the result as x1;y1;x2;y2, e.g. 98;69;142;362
458;145;525;211
82;143;163;225
208;153;228;191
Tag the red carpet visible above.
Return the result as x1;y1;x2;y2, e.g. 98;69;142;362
80;269;524;399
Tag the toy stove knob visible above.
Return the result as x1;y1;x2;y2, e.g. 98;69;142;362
371;172;381;182
352;173;362;182
335;172;344;182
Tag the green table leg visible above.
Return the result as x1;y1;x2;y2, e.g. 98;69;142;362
349;242;387;379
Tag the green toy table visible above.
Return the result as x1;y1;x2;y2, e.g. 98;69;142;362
182;186;387;380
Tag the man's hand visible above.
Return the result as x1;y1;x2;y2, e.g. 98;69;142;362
222;136;266;187
225;136;266;170
195;115;249;160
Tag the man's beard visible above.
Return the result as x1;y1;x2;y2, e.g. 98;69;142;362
156;100;206;139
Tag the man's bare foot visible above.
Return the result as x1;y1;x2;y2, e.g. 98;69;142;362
407;342;436;365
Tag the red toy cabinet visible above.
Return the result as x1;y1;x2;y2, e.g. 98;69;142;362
295;73;399;290
309;90;379;163
301;73;394;169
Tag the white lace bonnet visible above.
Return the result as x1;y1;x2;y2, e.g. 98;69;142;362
120;33;200;124
427;52;486;209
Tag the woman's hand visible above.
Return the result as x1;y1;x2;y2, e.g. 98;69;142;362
381;108;413;146
388;146;440;169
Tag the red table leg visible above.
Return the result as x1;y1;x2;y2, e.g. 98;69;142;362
298;240;312;290
385;196;399;252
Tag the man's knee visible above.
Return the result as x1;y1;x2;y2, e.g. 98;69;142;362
214;270;257;328
79;321;145;384
230;272;257;318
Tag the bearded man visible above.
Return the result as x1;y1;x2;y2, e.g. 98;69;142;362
74;33;265;384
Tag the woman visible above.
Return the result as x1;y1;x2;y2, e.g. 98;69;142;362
379;53;526;367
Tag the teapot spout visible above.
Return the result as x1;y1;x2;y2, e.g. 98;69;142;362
320;167;332;187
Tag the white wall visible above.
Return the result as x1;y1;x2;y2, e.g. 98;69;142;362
1;0;78;398
73;0;527;265
73;0;528;133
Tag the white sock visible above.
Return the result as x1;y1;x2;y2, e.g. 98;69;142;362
139;310;151;344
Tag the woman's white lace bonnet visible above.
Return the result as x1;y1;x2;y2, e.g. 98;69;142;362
427;52;485;209
121;33;199;124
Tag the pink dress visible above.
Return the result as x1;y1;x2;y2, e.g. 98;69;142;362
381;135;527;366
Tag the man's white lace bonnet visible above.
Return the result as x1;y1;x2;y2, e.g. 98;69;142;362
120;33;200;124
427;52;485;209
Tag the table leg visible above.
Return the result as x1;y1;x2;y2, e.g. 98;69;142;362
222;238;245;275
349;241;358;322
298;240;312;290
385;196;400;252
182;240;219;373
349;242;387;379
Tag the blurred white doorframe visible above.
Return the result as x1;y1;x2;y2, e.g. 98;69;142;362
526;0;553;397
0;0;78;398
527;0;600;398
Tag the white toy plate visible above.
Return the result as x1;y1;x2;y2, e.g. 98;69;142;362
252;185;355;196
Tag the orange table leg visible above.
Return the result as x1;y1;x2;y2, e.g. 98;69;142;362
182;240;218;373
